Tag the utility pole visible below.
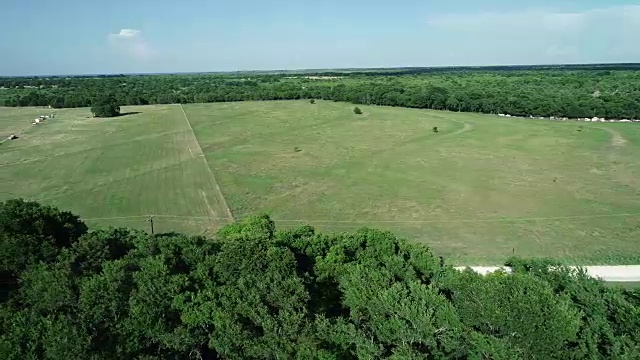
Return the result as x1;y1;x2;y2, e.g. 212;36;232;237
148;216;154;235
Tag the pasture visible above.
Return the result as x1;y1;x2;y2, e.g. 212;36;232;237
2;100;640;264
0;107;42;141
0;105;231;235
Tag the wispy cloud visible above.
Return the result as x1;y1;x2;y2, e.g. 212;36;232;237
425;5;640;64
110;29;141;39
108;28;153;60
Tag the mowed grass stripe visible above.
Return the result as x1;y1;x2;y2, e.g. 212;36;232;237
180;104;234;220
0;105;230;234
0;129;187;167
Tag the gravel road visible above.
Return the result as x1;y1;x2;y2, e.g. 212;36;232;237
454;266;640;282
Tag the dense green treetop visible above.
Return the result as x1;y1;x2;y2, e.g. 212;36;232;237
90;94;120;117
2;68;640;120
0;200;638;359
0;199;87;276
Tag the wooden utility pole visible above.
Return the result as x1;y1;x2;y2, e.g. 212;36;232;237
148;216;154;235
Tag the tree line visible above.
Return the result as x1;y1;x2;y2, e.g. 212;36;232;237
2;69;640;119
1;199;639;359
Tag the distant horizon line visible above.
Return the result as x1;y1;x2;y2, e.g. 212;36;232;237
2;62;640;78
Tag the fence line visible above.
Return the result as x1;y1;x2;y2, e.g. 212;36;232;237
81;212;640;224
272;212;640;224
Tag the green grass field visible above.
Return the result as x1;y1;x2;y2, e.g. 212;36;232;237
606;282;640;290
0;107;44;141
2;100;640;264
0;105;231;235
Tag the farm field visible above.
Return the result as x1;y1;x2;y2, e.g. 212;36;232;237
0;107;43;141
0;105;231;235
607;282;640;290
184;100;640;264
2;100;640;264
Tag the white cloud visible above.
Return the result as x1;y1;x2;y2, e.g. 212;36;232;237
425;5;640;65
108;28;153;60
110;29;141;39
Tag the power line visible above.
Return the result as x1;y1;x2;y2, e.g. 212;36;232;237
82;214;225;221
81;212;640;224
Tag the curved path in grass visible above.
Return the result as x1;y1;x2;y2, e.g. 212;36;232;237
455;265;640;282
445;119;474;136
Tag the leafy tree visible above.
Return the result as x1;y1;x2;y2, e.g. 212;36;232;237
443;269;581;358
91;95;120;117
506;259;640;358
309;229;457;357
0;199;87;279
1;201;639;359
4;68;640;120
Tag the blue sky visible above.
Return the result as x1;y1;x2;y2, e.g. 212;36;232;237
1;0;639;75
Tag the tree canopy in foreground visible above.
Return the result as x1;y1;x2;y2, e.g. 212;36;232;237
1;199;639;359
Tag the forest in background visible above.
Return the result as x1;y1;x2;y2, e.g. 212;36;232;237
2;65;640;120
1;199;639;359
